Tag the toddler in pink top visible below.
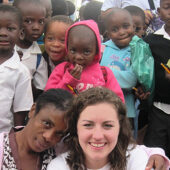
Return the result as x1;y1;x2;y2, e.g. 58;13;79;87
45;20;124;102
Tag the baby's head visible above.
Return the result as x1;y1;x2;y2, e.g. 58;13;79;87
125;5;145;38
44;15;73;65
104;8;134;48
65;20;101;68
40;0;52;21
13;0;46;44
158;0;170;30
0;4;22;55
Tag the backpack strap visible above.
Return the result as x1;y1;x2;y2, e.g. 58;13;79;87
36;53;42;69
0;133;4;169
100;66;107;83
148;0;155;10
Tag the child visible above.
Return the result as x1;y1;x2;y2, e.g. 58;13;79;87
125;5;146;38
0;4;33;132
43;15;74;77
13;0;48;100
45;20;124;102
143;0;170;158
100;8;154;121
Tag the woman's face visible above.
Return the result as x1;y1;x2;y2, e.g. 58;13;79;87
77;103;120;169
26;105;66;152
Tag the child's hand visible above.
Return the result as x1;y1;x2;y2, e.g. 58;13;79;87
134;86;150;100
70;64;83;80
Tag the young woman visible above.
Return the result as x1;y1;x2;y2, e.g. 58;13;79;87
47;87;170;170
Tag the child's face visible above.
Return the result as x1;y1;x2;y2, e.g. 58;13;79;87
158;0;170;28
45;21;69;64
132;15;145;38
67;26;97;68
18;2;46;43
107;11;134;48
0;12;20;53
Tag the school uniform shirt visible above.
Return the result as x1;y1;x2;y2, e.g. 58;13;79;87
101;0;160;11
15;41;48;90
0;50;33;132
45;20;124;103
144;25;170;114
100;39;137;118
47;145;149;170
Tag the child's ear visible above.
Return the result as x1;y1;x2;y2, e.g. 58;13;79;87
19;28;25;41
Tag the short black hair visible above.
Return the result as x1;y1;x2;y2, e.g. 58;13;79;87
44;15;74;35
51;0;68;16
35;88;73;115
0;4;22;27
66;1;75;16
83;1;103;23
124;5;145;24
13;0;42;7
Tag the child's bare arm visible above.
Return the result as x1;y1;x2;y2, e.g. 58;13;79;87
134;86;150;100
14;111;28;126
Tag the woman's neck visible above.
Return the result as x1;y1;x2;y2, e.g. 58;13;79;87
85;157;108;169
16;129;35;156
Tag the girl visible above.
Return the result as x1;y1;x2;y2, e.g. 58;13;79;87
43;15;73;77
45;20;124;102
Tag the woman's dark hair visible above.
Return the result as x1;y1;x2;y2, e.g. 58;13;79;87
0;4;22;28
34;88;73;115
66;0;75;16
65;87;135;170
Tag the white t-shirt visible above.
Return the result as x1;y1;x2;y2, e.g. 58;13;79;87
101;0;160;11
47;145;149;170
15;41;48;90
0;50;33;132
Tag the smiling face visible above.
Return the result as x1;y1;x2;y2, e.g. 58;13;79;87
18;2;46;43
107;10;134;48
44;21;69;64
26;105;66;152
158;0;170;30
67;26;97;68
77;103;120;169
0;11;20;54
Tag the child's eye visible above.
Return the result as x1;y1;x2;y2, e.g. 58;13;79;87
25;19;32;24
47;36;54;41
112;27;118;32
84;50;90;55
7;27;16;31
39;19;45;25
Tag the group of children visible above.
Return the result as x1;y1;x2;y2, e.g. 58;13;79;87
0;0;169;160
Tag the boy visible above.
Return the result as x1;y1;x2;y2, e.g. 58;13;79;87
0;4;33;132
13;0;48;100
125;5;146;38
144;0;170;158
100;8;154;123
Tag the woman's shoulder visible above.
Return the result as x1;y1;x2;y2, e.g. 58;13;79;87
126;144;149;170
47;152;69;170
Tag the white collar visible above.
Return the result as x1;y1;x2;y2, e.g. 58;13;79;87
154;25;170;40
1;50;20;69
